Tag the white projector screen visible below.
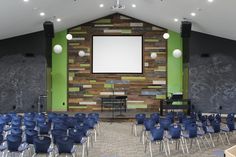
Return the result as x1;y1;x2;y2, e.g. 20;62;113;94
92;36;143;73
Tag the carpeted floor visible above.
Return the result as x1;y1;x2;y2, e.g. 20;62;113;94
87;122;235;157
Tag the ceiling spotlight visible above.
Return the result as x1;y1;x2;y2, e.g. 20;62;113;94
23;0;29;2
100;4;104;7
56;18;61;22
40;12;45;16
174;18;179;22
208;0;214;2
191;12;196;16
132;4;136;8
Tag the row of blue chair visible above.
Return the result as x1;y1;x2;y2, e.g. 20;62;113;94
133;112;235;157
0;112;101;157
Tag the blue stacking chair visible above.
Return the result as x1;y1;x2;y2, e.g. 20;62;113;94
75;113;86;123
141;118;155;144
0;134;7;156
33;136;52;156
177;112;186;123
221;118;235;145
24;120;36;130
48;112;58;123
166;112;175;123
69;128;88;157
11;127;23;137
51;129;67;144
88;113;100;134
145;126;167;157
55;136;76;157
66;117;78;128
84;118;97;142
6;134;27;157
132;113;146;136
182;123;201;153
150;113;160;124
160;118;172;131
38;122;51;135
166;124;185;155
25;129;38;156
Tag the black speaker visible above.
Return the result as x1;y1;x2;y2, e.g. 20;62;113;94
181;21;192;38
43;21;54;38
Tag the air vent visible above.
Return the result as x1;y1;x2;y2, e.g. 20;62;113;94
111;0;125;10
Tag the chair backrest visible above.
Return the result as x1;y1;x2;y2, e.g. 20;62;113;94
25;129;38;144
177;112;186;123
160;118;172;130
135;113;146;124
7;134;22;152
169;125;181;139
88;113;99;122
212;120;221;133
33;136;51;154
215;114;221;123
150;113;160;124
227;120;235;131
84;118;96;129
150;127;164;141
75;113;86;123
75;124;90;136
0;134;3;144
66;117;77;128
24;120;36;129
56;136;74;154
38;122;51;134
11;127;23;136
144;119;155;131
186;124;197;138
69;129;84;143
51;129;67;144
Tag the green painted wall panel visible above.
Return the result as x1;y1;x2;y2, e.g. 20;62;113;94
167;31;183;97
52;31;67;111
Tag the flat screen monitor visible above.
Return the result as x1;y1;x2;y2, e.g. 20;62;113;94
92;36;143;74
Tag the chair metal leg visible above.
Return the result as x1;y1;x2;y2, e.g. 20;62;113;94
144;138;148;153
184;138;189;153
94;129;97;142
167;140;170;155
82;143;85;157
149;141;153;157
180;139;185;154
196;138;201;151
219;133;224;145
162;141;168;156
134;125;137;136
209;134;215;147
204;135;211;147
224;132;230;145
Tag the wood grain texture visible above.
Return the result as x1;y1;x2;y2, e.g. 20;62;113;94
67;13;167;111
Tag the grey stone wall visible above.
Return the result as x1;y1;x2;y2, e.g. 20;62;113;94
0;54;46;113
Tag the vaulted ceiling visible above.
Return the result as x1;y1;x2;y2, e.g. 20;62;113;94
0;0;235;40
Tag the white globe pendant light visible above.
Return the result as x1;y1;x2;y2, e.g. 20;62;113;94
66;34;73;40
150;52;157;59
78;50;85;57
53;44;63;54
173;49;182;58
163;33;170;39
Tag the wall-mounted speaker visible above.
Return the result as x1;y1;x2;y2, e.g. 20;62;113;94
43;21;54;38
181;21;192;38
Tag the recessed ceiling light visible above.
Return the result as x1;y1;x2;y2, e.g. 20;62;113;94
174;18;179;22
40;12;45;16
191;12;196;16
56;18;61;22
132;4;136;8
99;4;104;7
23;0;29;2
208;0;214;2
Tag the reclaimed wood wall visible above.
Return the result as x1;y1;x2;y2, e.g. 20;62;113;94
67;13;167;111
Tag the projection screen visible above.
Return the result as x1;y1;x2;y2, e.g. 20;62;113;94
92;36;143;73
